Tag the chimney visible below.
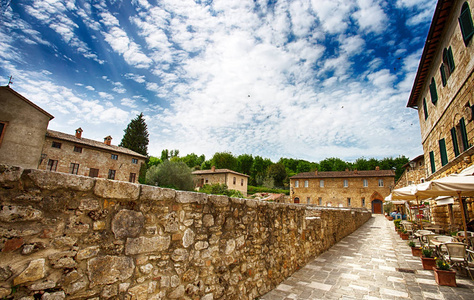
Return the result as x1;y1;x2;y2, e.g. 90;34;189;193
314;169;318;176
104;135;112;146
354;169;358;174
75;127;83;139
375;166;380;171
211;166;216;172
345;168;349;172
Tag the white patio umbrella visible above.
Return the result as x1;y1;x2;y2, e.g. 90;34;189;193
416;175;474;236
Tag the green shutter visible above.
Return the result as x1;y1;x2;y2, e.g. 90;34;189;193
440;64;447;87
430;78;438;104
439;139;448;166
459;3;474;45
423;98;428;120
451;127;460;157
460;117;469;150
447;47;455;72
429;151;436;173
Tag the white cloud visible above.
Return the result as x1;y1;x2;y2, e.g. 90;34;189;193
354;0;387;34
121;98;137;108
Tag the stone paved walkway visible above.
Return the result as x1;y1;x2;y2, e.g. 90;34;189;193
260;214;474;299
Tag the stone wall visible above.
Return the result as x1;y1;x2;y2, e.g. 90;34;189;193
0;165;371;300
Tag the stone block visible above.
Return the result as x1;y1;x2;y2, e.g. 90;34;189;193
3;237;24;252
0;265;12;281
208;194;229;207
112;209;145;239
94;178;140;200
171;248;188;262
76;246;100;261
48;251;77;269
78;199;100;211
182;228;195;248
0;205;43;222
128;283;149;300
125;236;171;255
40;291;65;300
26;169;94;191
176;190;207;204
87;255;134;287
140;185;176;201
13;258;46;285
0;164;23;184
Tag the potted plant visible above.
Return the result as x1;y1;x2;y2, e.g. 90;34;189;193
433;259;456;287
421;248;436;270
408;241;422;257
394;219;401;232
400;229;409;240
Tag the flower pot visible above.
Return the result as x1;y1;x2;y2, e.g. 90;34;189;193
433;267;456;287
421;257;436;270
400;233;409;240
411;247;422;257
387;216;393;221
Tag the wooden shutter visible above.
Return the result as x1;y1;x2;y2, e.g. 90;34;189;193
430;78;438;104
439;139;448;166
440;64;447;87
423;98;428;120
460;117;469;150
459;3;474;45
447;47;455;72
451;127;460;157
429;151;436;173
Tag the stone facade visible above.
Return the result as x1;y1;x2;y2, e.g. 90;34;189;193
407;0;474;229
38;129;146;183
193;167;249;196
0;86;54;169
290;168;395;213
394;155;426;189
0;164;370;299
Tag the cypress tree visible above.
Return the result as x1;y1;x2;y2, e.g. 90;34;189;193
119;113;149;156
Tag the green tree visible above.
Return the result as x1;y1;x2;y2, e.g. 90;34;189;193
237;154;253;175
250;156;273;186
147;156;162;168
267;163;287;188
161;149;169;161
119;113;149;156
182;153;205;169
145;160;194;191
210;152;237;170
319;157;349;171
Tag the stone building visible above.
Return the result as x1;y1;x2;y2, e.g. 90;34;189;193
192;166;249;196
0;86;54;169
39;129;146;183
290;167;395;213
393;155;426;189
407;0;474;228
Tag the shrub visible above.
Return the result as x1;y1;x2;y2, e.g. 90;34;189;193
422;248;433;258
408;241;415;247
436;259;451;270
145;160;194;191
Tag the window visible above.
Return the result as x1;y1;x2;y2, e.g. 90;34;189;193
347;198;351;206
73;146;83;153
429;78;438;104
363;179;368;187
70;163;79;175
459;2;474;45
440;47;455;87
378;179;384;187
111;154;118;160
52;141;62;149
343;179;348;187
457;117;470;152
320;180;324;187
47;159;58;171
233;177;236;185
451;127;460;157
307;197;311;204
318;197;322;205
89;168;99;178
423;98;428;120
294;197;300;204
429;151;436;174
439;138;448;166
0;121;7;147
295;180;299;188
362;198;365;207
132;158;138;164
129;173;136;183
108;169;116;180
241;179;244;186
304;180;309;187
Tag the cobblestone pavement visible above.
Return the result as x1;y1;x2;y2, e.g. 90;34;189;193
260;214;474;299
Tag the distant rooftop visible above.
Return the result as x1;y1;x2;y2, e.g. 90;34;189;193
291;169;395;179
46;129;147;158
192;168;249;178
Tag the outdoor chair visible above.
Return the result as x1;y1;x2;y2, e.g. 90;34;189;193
402;223;415;239
433;235;456;256
415;230;436;247
425;234;441;253
441;242;473;280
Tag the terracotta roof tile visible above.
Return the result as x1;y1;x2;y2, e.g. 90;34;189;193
192;168;249;177
46;130;147;158
290;170;395;179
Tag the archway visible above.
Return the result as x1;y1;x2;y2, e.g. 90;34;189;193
294;197;299;204
370;191;384;214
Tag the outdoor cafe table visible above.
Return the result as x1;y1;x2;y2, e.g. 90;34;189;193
414;230;435;247
429;236;457;256
424;224;444;234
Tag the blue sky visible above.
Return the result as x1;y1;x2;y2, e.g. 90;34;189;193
0;0;436;162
